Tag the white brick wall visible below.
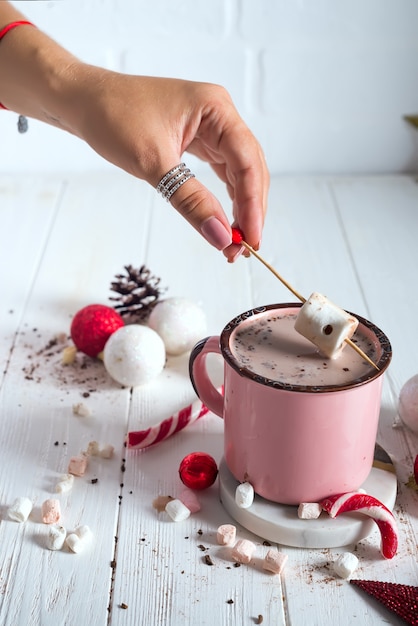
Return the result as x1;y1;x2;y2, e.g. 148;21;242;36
1;0;417;174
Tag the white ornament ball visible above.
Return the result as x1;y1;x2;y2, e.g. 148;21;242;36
398;374;418;433
103;324;165;387
148;297;207;356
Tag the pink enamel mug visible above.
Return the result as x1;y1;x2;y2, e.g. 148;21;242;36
189;303;392;505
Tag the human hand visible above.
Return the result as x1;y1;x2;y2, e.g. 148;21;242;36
65;69;269;261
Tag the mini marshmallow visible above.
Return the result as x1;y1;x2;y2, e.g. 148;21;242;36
165;498;191;522
66;525;93;553
66;533;82;553
294;292;359;359
235;482;254;509
99;444;114;459
41;498;61;524
68;454;88;476
85;441;100;456
263;549;288;575
7;497;33;523
333;552;359;579
298;502;322;520
72;402;92;417
75;525;93;543
62;345;77;365
179;489;201;513
46;525;67;551
216;524;236;546
231;539;256;564
55;473;74;494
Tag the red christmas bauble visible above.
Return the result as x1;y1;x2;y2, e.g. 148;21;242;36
70;304;124;357
179;452;218;490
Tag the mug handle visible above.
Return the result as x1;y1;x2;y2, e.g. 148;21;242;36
189;336;224;418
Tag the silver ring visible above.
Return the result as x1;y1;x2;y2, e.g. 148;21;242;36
156;162;195;201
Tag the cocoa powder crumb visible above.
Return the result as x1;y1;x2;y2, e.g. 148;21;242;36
204;555;214;566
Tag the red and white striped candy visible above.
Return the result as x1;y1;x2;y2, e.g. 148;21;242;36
127;394;217;450
320;491;398;559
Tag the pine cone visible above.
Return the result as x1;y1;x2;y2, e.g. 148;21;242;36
109;264;166;321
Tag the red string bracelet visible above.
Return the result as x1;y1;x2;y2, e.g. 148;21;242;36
0;20;35;109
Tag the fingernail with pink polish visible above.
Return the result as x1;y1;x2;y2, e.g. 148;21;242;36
201;217;232;250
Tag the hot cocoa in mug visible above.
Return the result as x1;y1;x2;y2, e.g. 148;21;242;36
189;303;392;505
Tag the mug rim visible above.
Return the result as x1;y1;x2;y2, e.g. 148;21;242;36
220;302;392;393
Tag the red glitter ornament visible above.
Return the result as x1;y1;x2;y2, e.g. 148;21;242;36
231;227;244;245
70;304;124;357
350;579;418;626
179;452;218;490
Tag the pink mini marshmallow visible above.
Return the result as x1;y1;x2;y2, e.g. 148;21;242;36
216;524;236;546
179;489;201;513
231;539;256;564
263;549;288;575
68;454;88;477
41;498;61;524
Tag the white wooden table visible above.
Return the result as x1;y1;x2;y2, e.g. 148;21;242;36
0;170;417;625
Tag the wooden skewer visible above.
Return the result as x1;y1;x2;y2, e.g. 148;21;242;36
239;239;380;371
344;337;379;371
240;241;307;303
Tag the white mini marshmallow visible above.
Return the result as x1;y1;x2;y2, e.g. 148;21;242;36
179;489;201;513
46;525;67;551
333;552;359;579
66;525;93;553
298;502;322;520
216;524;236;546
66;534;82;553
7;497;33;523
85;441;100;456
231;539;256;564
165;498;191;522
235;482;254;509
72;402;92;417
75;525;93;543
99;444;114;459
294;292;359;359
41;498;61;524
263;549;288;575
62;345;77;365
55;473;74;494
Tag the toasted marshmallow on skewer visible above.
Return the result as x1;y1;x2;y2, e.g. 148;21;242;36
294;292;359;359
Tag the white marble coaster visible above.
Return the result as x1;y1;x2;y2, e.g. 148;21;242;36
218;456;397;549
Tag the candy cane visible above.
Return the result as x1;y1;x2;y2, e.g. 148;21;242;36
127;389;222;450
320;491;398;559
